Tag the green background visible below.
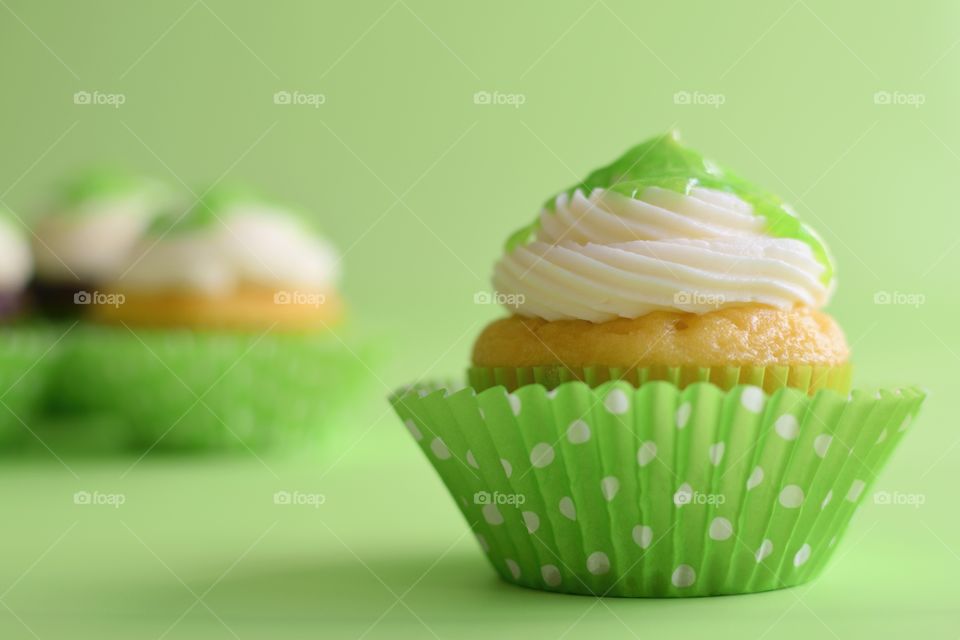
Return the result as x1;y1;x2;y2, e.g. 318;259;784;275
0;0;956;637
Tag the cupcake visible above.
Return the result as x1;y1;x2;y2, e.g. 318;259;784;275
52;187;369;452
0;210;56;445
391;132;924;597
30;169;169;315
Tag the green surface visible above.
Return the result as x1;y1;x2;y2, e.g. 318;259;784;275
0;0;958;637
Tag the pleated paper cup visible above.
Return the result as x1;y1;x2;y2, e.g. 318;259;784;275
391;380;924;597
468;363;852;395
49;324;375;453
0;324;62;446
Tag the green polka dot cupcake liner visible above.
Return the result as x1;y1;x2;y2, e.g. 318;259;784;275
0;324;63;446
49;324;375;453
390;380;925;597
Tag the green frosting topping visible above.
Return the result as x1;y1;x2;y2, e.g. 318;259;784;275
56;169;164;209
147;184;320;237
506;131;834;284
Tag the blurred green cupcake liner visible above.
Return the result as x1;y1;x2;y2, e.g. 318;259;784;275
391;380;924;597
468;363;853;395
49;324;375;452
0;323;66;446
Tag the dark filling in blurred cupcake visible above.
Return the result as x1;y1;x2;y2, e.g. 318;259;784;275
29;170;168;317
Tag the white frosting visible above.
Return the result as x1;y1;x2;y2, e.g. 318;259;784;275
32;194;159;283
118;205;340;294
493;187;830;322
0;217;32;292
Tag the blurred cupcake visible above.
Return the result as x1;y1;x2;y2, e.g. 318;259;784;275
0;209;56;446
0;210;33;319
93;186;343;330
30;169;169;316
391;132;924;597
53;186;369;453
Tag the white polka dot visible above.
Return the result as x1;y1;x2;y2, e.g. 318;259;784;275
522;511;540;533
632;525;653;549
637;441;657;467
530;443;555;468
755;539;773;562
899;414;912;432
747;466;764;490
541;564;561;587
566;419;591;444
779;485;805;508
604;389;630;415
404;419;422;441
476;533;490;553
813;434;833;458
559;496;576;520
846;479;866;502
708;517;733;541
430;438;451;460
740;386;764;413
821;490;833;509
829;536;837;547
501;459;513;478
676;402;692;429
671;564;696;588
508;393;521;416
506;558;521;580
546;389;559;399
708;442;725;466
601;476;620;501
775;414;800;440
482;503;503;525
793;544;811;567
673;482;693;507
586;551;611;575
876;429;888;444
466;450;479;469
